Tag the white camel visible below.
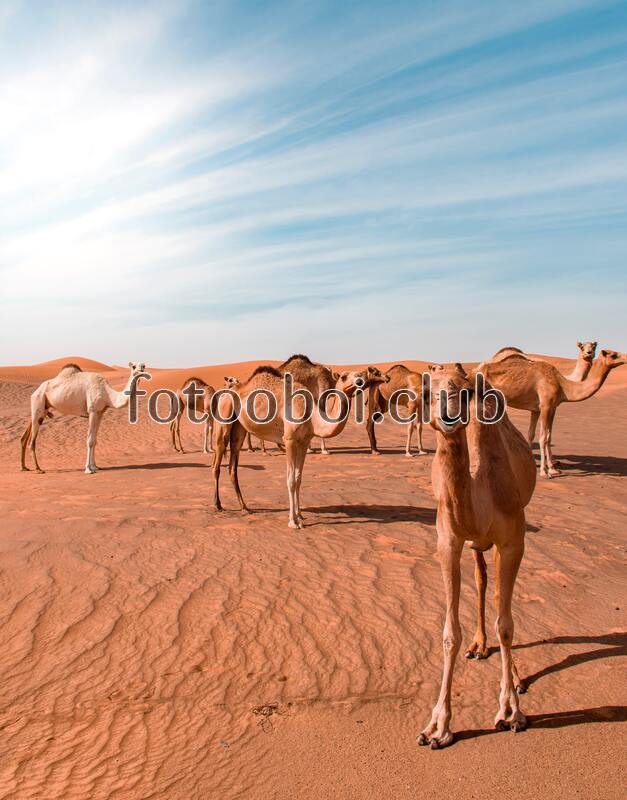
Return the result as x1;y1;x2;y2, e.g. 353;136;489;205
20;362;146;474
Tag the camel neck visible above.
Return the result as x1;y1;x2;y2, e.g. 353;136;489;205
559;359;611;402
435;430;475;533
312;390;352;439
565;356;592;382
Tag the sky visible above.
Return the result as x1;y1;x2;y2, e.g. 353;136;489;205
1;0;627;367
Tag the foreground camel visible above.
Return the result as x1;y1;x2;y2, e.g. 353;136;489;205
21;362;146;474
481;348;627;477
212;364;386;528
170;377;215;454
418;364;536;749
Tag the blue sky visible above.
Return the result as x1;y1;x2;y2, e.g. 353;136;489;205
1;0;626;366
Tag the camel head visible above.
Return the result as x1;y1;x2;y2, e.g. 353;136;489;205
333;369;372;397
577;341;597;362
425;364;474;436
365;366;389;386
598;349;627;370
223;375;241;389
128;361;146;377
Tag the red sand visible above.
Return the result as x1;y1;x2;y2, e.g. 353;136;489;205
0;356;625;799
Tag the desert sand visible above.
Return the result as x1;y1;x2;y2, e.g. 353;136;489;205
0;355;625;799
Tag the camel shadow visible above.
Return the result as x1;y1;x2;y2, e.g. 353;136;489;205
550;454;627;478
105;462;264;471
302;504;436;525
513;631;626;689
454;705;627;742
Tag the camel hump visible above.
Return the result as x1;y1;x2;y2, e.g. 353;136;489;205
492;346;524;359
182;375;208;388
60;363;83;372
249;365;283;379
388;364;409;374
280;353;315;368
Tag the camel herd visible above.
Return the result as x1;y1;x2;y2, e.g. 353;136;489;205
17;343;627;748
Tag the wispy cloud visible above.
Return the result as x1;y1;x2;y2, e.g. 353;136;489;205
1;0;626;364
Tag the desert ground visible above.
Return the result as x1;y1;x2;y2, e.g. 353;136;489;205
0;355;625;800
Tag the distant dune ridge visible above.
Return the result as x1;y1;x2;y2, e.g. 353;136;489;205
0;353;625;798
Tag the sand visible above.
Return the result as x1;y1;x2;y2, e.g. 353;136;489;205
0;356;625;799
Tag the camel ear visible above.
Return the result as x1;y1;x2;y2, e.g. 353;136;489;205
601;349;609;357
340;371;348;380
332;371;340;381
592;341;597;349
577;342;583;350
128;361;133;368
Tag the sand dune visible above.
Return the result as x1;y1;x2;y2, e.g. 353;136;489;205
0;356;625;799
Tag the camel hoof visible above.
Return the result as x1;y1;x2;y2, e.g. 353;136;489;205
84;468;97;475
510;716;528;732
36;468;45;474
21;466;30;472
241;507;252;516
515;682;527;695
405;452;414;458
371;450;381;457
495;719;509;732
417;733;429;746
430;739;440;750
214;504;223;513
417;450;428;456
288;520;302;530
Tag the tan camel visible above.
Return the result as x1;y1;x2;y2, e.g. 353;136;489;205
366;364;461;456
481;348;627;477
418;364;537;749
21;362;146;474
212;364;386;528
223;376;267;453
492;341;597;381
170;377;215;454
564;341;597;380
277;354;346;455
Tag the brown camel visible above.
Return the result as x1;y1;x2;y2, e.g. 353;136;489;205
366;364;427;457
481;348;627;477
492;341;597;381
223;376;267;453
212;364;386;528
276;354;341;455
170;377;215;454
417;364;537;749
21;362;145;474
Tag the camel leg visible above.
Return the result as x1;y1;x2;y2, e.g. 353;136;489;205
415;420;427;455
245;432;255;452
405;420;415;457
212;424;230;511
260;438;268;455
29;415;46;473
285;438;303;530
493;539;527;731
465;549;489;659
539;406;560;478
319;437;329;455
293;441;308;525
228;422;250;514
84;411;102;474
527;411;539;444
366;415;380;455
203;417;214;454
20;422;32;471
418;531;463;749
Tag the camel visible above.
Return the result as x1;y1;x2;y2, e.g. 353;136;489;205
170;377;215;454
417;364;537;749
212;364;387;528
276;354;349;455
223;376;267;454
564;341;597;380
366;364;459;457
21;362;146;474
492;341;597;381
481;348;627;477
